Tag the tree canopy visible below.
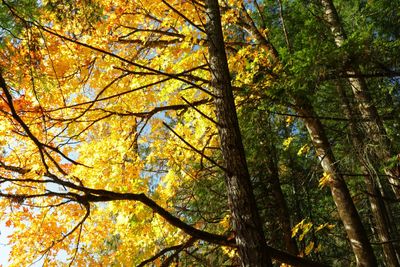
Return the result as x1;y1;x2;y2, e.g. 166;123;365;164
0;0;399;266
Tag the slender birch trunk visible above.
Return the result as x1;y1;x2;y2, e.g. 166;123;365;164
320;0;400;199
336;83;400;266
294;96;378;267
239;10;377;265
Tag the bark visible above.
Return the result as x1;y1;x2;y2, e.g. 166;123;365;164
205;0;272;266
319;0;400;199
267;148;299;255
336;83;400;266
253;113;299;255
321;1;400;263
237;6;377;264
270;173;299;255
294;96;378;267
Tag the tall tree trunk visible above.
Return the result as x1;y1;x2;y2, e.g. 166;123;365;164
294;95;378;267
238;3;377;264
205;0;272;266
267;146;299;255
253;113;299;255
336;83;400;266
270;172;299;256
320;0;400;199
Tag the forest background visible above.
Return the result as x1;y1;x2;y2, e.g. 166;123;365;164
0;0;399;266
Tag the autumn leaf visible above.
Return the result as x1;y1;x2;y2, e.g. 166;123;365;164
305;241;314;256
319;172;332;188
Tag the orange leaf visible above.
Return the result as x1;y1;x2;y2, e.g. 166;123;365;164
5;219;12;227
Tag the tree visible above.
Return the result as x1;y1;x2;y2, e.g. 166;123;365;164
205;0;272;265
0;0;327;266
0;0;399;266
233;3;377;264
318;1;400;264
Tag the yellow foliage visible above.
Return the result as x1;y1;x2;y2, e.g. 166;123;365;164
304;241;314;255
283;137;294;150
319;172;332;188
297;144;310;156
221;246;238;259
0;0;276;264
286;115;294;126
292;219;335;257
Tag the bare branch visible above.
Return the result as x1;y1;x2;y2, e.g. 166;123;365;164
163;122;227;173
161;0;206;33
181;96;219;126
137;237;196;267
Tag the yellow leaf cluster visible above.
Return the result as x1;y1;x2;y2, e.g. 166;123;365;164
283;136;294;150
292;219;335;257
0;0;236;264
319;172;332;188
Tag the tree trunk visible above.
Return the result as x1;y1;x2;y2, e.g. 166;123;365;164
267;148;299;255
320;0;400;199
205;0;272;266
237;3;377;264
336;83;400;267
294;95;378;267
252;113;299;255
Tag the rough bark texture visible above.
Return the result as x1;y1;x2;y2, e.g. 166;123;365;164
205;0;272;266
271;177;299;255
294;96;378;267
267;152;299;255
